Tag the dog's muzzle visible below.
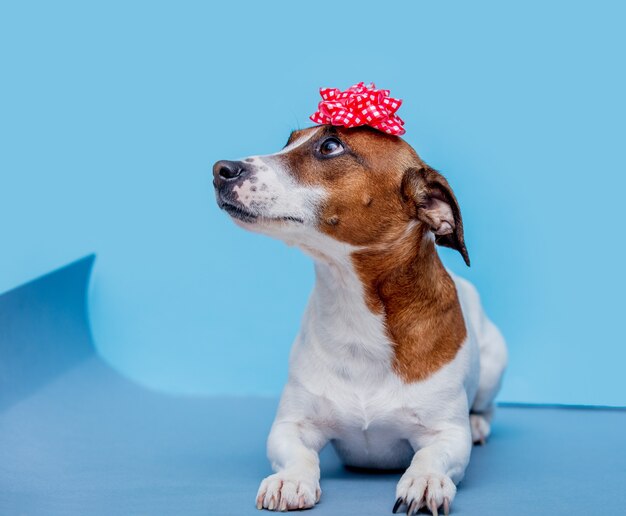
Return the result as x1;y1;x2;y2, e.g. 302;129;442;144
212;159;258;222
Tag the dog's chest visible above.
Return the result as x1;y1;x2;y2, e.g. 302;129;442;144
292;263;470;468
297;312;468;468
319;377;420;469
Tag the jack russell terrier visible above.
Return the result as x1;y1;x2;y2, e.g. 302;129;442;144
213;125;507;515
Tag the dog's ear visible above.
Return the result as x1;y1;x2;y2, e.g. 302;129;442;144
401;166;470;266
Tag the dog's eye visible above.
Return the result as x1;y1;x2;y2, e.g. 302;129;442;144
319;137;344;157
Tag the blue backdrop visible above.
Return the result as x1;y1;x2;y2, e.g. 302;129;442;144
1;0;624;406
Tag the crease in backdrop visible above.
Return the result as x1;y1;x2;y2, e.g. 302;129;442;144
0;0;624;405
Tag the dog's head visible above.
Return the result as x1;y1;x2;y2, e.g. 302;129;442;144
213;125;469;266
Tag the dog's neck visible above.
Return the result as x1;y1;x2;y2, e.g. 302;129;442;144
351;224;454;315
305;224;466;382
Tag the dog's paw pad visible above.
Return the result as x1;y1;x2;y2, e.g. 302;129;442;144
470;413;491;445
394;472;455;515
256;472;320;511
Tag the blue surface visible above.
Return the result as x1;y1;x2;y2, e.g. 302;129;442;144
1;258;625;515
2;361;626;515
1;1;626;405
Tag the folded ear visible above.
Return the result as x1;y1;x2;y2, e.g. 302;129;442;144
401;166;470;266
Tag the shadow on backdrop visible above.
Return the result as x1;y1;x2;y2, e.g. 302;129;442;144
0;255;95;411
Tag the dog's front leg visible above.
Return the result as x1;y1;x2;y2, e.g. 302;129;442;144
394;419;472;516
256;419;326;511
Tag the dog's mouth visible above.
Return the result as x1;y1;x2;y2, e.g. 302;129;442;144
218;197;304;224
219;199;258;222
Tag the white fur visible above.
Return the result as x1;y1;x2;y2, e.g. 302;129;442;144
232;137;324;227
226;144;508;513
272;128;320;155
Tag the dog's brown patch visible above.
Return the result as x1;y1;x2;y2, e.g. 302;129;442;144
276;126;417;246
276;126;468;383
352;227;467;383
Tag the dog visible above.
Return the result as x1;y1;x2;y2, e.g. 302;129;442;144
213;125;507;515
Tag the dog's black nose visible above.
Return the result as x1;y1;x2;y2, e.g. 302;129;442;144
213;160;248;184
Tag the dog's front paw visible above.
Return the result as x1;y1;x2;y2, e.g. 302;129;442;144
393;471;456;515
256;471;321;511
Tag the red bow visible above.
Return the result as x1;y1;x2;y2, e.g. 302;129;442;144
309;82;405;135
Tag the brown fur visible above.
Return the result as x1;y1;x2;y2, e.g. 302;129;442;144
352;228;467;382
277;126;468;383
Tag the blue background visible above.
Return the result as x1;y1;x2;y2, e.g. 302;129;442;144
1;0;624;406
